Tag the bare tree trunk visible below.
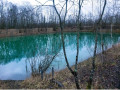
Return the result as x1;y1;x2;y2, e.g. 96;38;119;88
111;23;113;38
52;0;84;89
87;29;98;89
87;0;107;89
74;0;83;89
61;25;80;89
74;72;80;89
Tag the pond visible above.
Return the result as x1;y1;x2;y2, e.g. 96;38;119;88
0;32;120;80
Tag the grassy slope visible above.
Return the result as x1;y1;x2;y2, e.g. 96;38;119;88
0;44;120;89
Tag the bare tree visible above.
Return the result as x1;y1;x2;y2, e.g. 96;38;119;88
28;51;59;80
87;0;107;89
0;0;5;29
52;0;84;89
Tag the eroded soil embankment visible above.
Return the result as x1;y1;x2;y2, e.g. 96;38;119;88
1;27;120;38
0;27;93;38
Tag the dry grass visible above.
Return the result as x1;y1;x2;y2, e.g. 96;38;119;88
0;28;120;38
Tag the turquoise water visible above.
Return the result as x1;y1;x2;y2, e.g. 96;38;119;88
0;32;120;80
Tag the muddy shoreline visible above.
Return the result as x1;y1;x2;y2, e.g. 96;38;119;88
0;28;120;38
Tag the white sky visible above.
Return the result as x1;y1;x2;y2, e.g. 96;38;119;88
8;0;50;6
7;0;94;15
7;0;120;18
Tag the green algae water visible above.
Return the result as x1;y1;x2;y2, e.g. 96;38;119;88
0;32;120;80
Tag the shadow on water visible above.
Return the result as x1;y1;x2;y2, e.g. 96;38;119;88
0;32;120;80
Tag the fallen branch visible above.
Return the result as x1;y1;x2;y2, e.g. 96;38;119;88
50;78;64;88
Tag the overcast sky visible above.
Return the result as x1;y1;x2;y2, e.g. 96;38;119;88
8;0;49;6
7;0;96;15
7;0;120;17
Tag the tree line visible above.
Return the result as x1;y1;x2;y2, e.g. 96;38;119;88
0;0;120;30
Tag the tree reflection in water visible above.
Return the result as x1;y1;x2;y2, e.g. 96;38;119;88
0;32;120;80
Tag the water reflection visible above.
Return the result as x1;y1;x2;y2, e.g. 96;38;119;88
0;34;61;64
0;32;120;80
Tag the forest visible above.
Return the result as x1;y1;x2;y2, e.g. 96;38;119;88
0;0;120;30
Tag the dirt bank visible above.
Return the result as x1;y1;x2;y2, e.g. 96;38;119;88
0;27;93;38
0;27;120;38
0;43;120;89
